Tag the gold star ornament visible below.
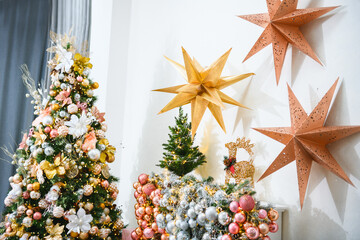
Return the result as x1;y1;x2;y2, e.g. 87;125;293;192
254;79;360;208
239;0;339;84
154;48;254;137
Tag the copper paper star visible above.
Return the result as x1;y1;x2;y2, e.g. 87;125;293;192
254;79;360;208
154;48;254;137
239;0;338;84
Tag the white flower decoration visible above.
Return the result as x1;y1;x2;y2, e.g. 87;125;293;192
65;112;91;138
7;183;22;201
66;207;93;234
55;46;74;73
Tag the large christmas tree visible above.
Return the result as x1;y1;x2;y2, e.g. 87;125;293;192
0;33;124;240
158;107;206;176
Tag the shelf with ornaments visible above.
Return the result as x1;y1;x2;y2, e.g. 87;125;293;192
129;108;281;240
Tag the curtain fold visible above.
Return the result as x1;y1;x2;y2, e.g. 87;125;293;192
0;0;51;211
0;0;92;212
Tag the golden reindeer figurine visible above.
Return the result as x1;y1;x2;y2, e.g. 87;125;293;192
224;137;255;186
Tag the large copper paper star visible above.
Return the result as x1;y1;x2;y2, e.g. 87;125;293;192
239;0;338;84
254;79;360;208
154;48;254;137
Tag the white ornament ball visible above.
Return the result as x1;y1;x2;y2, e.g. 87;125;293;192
188;219;196;228
202;233;211;240
205;206;218;221
46;218;53;226
38;199;49;209
29;236;40;240
44;147;54;156
197;213;206;226
67;104;78;114
88;149;100;160
30;191;41;199
180;221;189;230
53;206;64;218
166;221;176;234
74;94;81;101
218;211;229;225
59;111;66;118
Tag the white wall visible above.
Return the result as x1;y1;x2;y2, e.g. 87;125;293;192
91;0;360;239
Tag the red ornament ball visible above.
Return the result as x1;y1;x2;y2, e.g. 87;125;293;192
239;195;255;211
246;226;260;239
138;174;149;185
143;183;156;196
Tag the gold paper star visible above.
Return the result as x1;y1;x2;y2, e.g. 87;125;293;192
254;79;360;208
239;0;338;84
154;48;254;137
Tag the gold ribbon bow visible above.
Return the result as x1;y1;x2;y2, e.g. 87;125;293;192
40;154;66;179
99;139;116;163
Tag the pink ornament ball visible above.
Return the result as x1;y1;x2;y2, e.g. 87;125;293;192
44;126;51;133
138;174;149;185
151;222;158;231
239;195;255;212
138;207;145;216
131;231;139;240
161;234;169;240
158;228;165;234
33;212;42;220
152;196;160;206
246;226;260;239
50;129;58;138
26;209;33;216
221;234;232;240
23;191;30;199
143;183;156;196
228;222;240;234
143;227;154;239
138;195;145;204
258;209;267;219
269;222;278;233
259;223;269;234
234;212;246;223
229;201;240;213
262;236;271;240
134;191;140;198
141;220;148;229
145;206;153;215
154;189;161;196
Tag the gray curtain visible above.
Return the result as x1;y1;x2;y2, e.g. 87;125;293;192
0;0;92;211
0;0;51;211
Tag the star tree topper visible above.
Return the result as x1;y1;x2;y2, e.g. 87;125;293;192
239;0;338;84
254;79;360;208
154;47;254;137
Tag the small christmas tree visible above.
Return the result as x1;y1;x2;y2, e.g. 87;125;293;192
158;107;206;176
0;33;124;240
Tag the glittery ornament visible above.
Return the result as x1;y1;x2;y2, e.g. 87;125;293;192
225;137;255;185
246;226;260;239
67;165;79;179
101;164;111;179
83;185;93;196
53;206;64;218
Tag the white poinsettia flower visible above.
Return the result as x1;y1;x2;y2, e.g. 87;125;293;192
66;207;93;234
65;112;91;138
7;183;22;201
55;46;74;73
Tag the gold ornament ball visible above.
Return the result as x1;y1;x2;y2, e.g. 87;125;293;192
32;182;40;191
92;164;102;175
82;79;90;87
51;103;60;111
49;90;57;96
79;232;89;239
106;155;115;163
92;82;99;89
83;185;93;196
100;203;106;209
70;232;79;238
85;202;94;211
